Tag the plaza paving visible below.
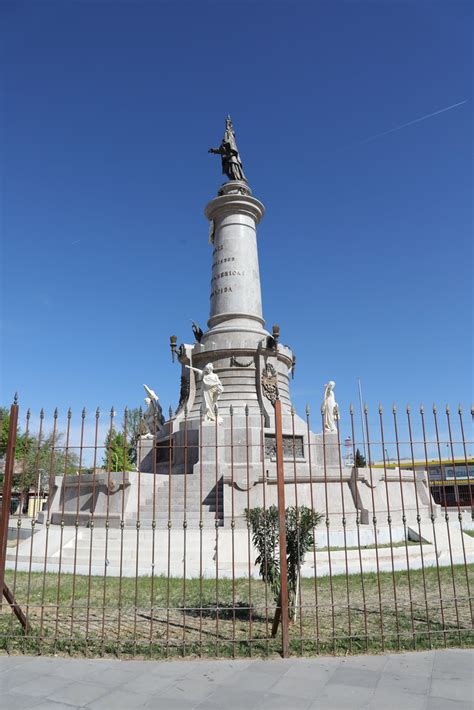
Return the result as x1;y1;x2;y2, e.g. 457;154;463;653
0;649;472;709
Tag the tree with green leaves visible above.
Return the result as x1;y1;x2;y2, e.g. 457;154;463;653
355;448;367;467
103;428;135;472
0;406;34;460
245;505;322;616
124;408;148;465
1;406;79;494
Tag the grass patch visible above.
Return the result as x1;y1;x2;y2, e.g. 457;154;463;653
1;564;472;659
463;530;474;538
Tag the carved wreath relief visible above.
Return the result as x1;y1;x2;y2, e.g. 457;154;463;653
261;363;279;404
177;375;190;412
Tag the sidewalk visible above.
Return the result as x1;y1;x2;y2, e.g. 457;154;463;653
0;649;472;709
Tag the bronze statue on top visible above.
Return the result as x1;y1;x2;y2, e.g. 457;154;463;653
209;115;247;182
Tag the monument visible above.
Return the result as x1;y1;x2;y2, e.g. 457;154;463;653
133;116;436;538
11;116;459;579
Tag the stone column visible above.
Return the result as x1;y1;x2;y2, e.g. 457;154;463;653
205;181;266;338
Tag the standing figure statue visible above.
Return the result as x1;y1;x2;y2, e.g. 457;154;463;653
142;384;164;437
209;115;247;182
186;363;224;422
322;381;339;433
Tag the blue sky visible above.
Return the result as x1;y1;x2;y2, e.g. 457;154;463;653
1;1;472;451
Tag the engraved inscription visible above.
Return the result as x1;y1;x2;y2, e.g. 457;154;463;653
265;435;304;459
210;286;233;298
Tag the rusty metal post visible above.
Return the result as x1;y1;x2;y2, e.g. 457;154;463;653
0;398;19;609
274;398;290;657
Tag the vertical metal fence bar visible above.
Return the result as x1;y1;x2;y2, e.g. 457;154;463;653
165;410;173;657
420;404;447;647
53;408;71;650
245;405;252;655
39;408;58;650
214;406;220;656
7;406;29;650
290;407;303;653
117;408;128;652
133;412;141;655
24;408;45;648
378;406;401;650
406;405;432;648
274;398;289;658
85;407;100;648
392;405;416;648
335;413;352;653
457;406;473;514
445;406;473;626
199;407;204;657
306;406;320;653
0;398;19;611
229;405;236;657
69;407;86;653
245;405;253;656
260;406;270;654
182;408;188;656
149;407;157;652
363;405;385;651
99;407;115;654
349;405;369;651
321;406;336;654
433;404;462;644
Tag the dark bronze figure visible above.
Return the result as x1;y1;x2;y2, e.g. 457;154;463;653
209;115;247;182
191;320;203;343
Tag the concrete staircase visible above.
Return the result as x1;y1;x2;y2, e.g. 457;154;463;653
127;473;224;528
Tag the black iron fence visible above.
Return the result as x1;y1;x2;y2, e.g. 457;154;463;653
0;397;472;658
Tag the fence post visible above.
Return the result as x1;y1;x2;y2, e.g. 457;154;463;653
274;397;290;657
0;396;19;609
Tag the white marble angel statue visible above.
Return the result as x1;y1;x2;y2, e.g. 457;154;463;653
186;363;224;422
142;384;164;437
322;380;339;433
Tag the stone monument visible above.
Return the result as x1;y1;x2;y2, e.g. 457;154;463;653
136;116;432;535
10;116;455;579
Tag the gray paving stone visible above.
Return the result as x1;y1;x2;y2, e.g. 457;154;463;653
270;672;329;699
0;667;43;692
154;675;217;703
384;650;434;676
87;687;150;709
200;687;266;709
430;677;474;703
327;665;380;688
256;691;313;709
84;665;141;687
366;690;427;710
10;672;71;697
120;670;176;694
0;692;44;709
47;680;110;706
282;657;340;679
34;703;82;710
376;669;431;695
339;654;389;672
240;658;290;676
144;700;196;710
427;699;473;710
226;668;279;692
309;684;375;709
